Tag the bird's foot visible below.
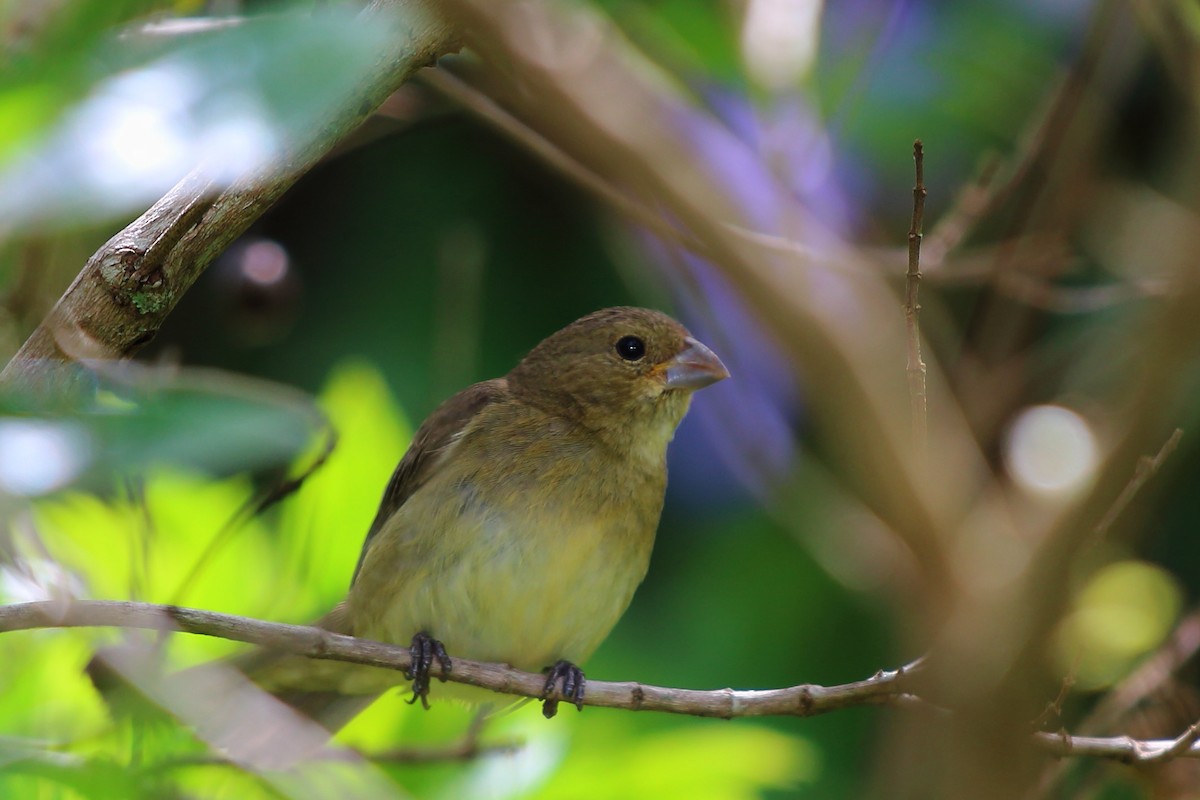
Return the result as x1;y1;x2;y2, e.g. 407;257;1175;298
541;660;585;718
405;631;451;710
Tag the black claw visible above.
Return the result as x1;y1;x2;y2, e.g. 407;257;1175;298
406;631;451;709
541;660;585;718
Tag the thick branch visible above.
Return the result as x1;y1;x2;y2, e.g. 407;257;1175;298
0;1;460;387
0;600;916;719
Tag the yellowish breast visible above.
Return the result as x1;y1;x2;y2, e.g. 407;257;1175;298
347;406;666;683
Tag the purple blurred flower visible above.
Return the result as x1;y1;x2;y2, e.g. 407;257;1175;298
640;89;870;507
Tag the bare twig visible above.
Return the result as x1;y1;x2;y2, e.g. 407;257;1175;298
1031;607;1200;798
1031;662;1077;731
0;600;919;719
427;64;1154;330
1090;428;1184;546
906;140;928;454
424;68;889;279
1033;724;1200;764
921;155;1002;265
1143;719;1200;765
423;68;708;258
1085;609;1200;739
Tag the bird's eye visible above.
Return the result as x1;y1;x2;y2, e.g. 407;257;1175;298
615;335;646;361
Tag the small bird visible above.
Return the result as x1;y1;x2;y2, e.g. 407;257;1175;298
252;307;728;728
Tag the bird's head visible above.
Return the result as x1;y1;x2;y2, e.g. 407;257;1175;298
507;307;728;457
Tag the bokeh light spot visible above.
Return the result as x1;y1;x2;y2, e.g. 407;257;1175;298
240;239;291;286
0;419;90;496
1055;560;1182;690
1005;405;1098;496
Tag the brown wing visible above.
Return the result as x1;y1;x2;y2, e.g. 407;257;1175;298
350;378;510;584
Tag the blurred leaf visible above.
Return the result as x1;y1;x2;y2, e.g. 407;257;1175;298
0;751;145;800
0;359;417;798
0;630;109;739
25;471;289;657
0;362;325;494
601;0;744;85
458;714;816;800
0;82;64;161
0;0;168;161
7;362;412;651
277;360;413;614
0;5;399;228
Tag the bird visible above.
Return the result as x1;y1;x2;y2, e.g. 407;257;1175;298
249;306;728;729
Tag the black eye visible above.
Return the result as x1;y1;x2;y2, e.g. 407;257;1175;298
615;335;646;361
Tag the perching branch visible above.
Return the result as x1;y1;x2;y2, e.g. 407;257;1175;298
4;599;1200;768
0;600;920;719
0;0;460;387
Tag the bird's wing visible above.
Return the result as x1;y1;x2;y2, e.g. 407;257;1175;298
350;377;510;584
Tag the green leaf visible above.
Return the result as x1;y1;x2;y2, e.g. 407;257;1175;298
277;360;413;613
534;720;818;800
0;5;400;227
0;362;326;494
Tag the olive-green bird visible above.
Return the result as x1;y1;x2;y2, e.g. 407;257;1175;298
251;307;728;729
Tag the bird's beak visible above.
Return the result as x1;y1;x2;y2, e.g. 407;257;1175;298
664;337;730;390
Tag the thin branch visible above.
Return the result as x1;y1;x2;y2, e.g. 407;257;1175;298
905;140;928;455
1033;724;1200;764
1086;608;1200;738
1090;428;1184;546
921;154;1002;265
0;600;919;719
422;68;711;257
1144;719;1200;765
0;0;460;388
423;69;889;278
7;599;1200;769
426;64;1157;328
1031;606;1200;798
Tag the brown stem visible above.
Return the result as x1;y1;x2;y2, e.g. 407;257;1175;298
905;140;928;456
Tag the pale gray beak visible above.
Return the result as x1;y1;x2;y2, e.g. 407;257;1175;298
664;337;729;390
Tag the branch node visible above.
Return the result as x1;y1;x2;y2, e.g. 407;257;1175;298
797;686;815;716
905;139;929;455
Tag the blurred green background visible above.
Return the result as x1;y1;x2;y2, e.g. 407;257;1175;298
2;0;1193;797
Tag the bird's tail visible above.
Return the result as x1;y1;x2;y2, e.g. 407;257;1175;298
233;602;385;733
266;689;378;733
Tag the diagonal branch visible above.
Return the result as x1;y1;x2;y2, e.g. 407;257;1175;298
0;0;460;388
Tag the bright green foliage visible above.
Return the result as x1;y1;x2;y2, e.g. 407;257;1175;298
524;717;817;800
276;360;414;614
2;361;815;799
